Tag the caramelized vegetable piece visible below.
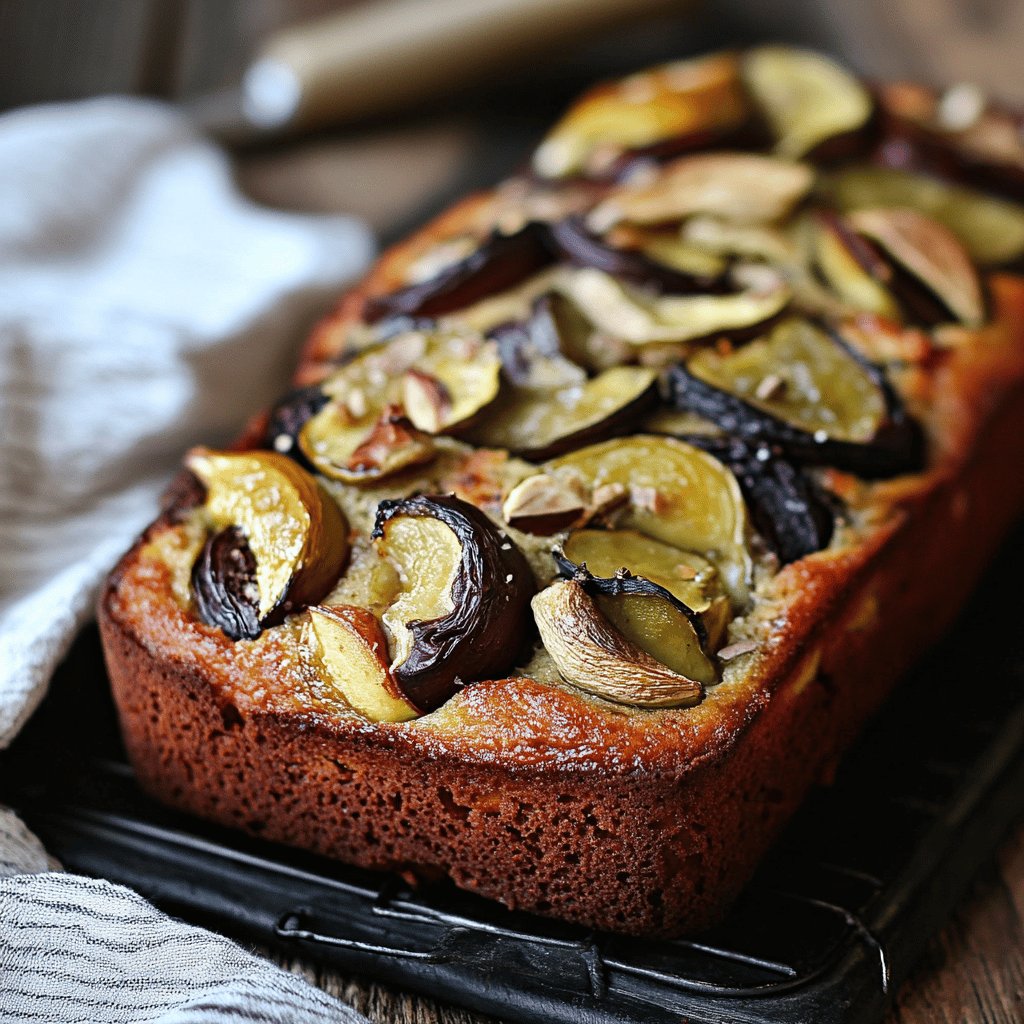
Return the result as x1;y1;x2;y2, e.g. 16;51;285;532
689;318;886;443
323;329;501;434
364;222;552;322
822;165;1024;266
670;322;925;478
547;435;751;601
263;384;328;463
190;526;261;641
185;448;349;627
848;207;985;325
532;51;750;180
309;605;418;723
532;580;705;707
554;267;790;345
558;528;731;649
301;403;436;484
468;365;658;461
547;216;725;294
682;435;835;564
398;336;503;433
589;152;815;230
876;81;1024;201
300;330;501;483
373;495;535;712
488;307;588;390
743;46;874;159
809;211;900;318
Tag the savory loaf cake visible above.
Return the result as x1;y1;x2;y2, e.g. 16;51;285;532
100;47;1024;937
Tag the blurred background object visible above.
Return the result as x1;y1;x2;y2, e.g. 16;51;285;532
2;0;1024;117
2;0;1022;240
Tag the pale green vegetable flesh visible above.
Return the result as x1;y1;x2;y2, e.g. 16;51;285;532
597;592;718;684
689;318;886;442
555;267;790;345
811;217;900;318
743;46;873;159
469;365;656;454
563;528;716;606
549;435;751;600
185;448;349;620
562;527;732;649
380;515;463;669
822;165;1024;266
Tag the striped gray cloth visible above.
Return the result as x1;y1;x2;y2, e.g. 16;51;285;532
0;98;375;1021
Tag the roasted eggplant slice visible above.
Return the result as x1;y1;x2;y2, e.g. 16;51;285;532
301;330;501;482
467;365;658;461
848;207;985;326
364;222;553;322
589;152;815;231
487;307;588;390
372;495;535;712
190;526;261;642
821;165;1024;266
688;317;887;442
876;81;1024;202
809;211;901;319
554;267;790;346
547;216;726;294
185;448;349;630
742;46;875;160
264;384;329;464
301;403;437;484
532;579;706;708
545;435;752;601
557;528;731;649
532;51;751;180
681;435;835;564
669;321;925;478
309;605;419;723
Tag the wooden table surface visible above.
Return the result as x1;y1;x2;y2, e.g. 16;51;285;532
234;113;1024;1024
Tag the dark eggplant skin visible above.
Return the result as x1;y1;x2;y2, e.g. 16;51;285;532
667;329;926;479
372;494;536;712
159;469;207;524
546;216;728;295
263;384;328;468
365;216;734;328
486;308;563;387
680;435;835;565
363;222;553;323
874;93;1024;205
551;552;708;648
190;526;262;642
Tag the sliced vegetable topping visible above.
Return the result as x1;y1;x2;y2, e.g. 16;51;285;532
742;46;874;160
589;152;815;231
185;448;349;633
532;51;750;180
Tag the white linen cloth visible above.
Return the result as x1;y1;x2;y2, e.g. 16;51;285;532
0;97;375;1022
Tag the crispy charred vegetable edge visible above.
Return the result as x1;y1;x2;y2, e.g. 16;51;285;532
680;435;836;564
668;327;925;478
371;494;536;711
552;551;709;648
190;525;261;641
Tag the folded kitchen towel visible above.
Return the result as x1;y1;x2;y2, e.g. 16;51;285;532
0;96;374;1022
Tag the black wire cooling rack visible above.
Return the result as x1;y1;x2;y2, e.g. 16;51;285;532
5;523;1024;1024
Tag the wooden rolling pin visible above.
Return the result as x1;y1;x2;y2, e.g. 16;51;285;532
241;0;685;131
